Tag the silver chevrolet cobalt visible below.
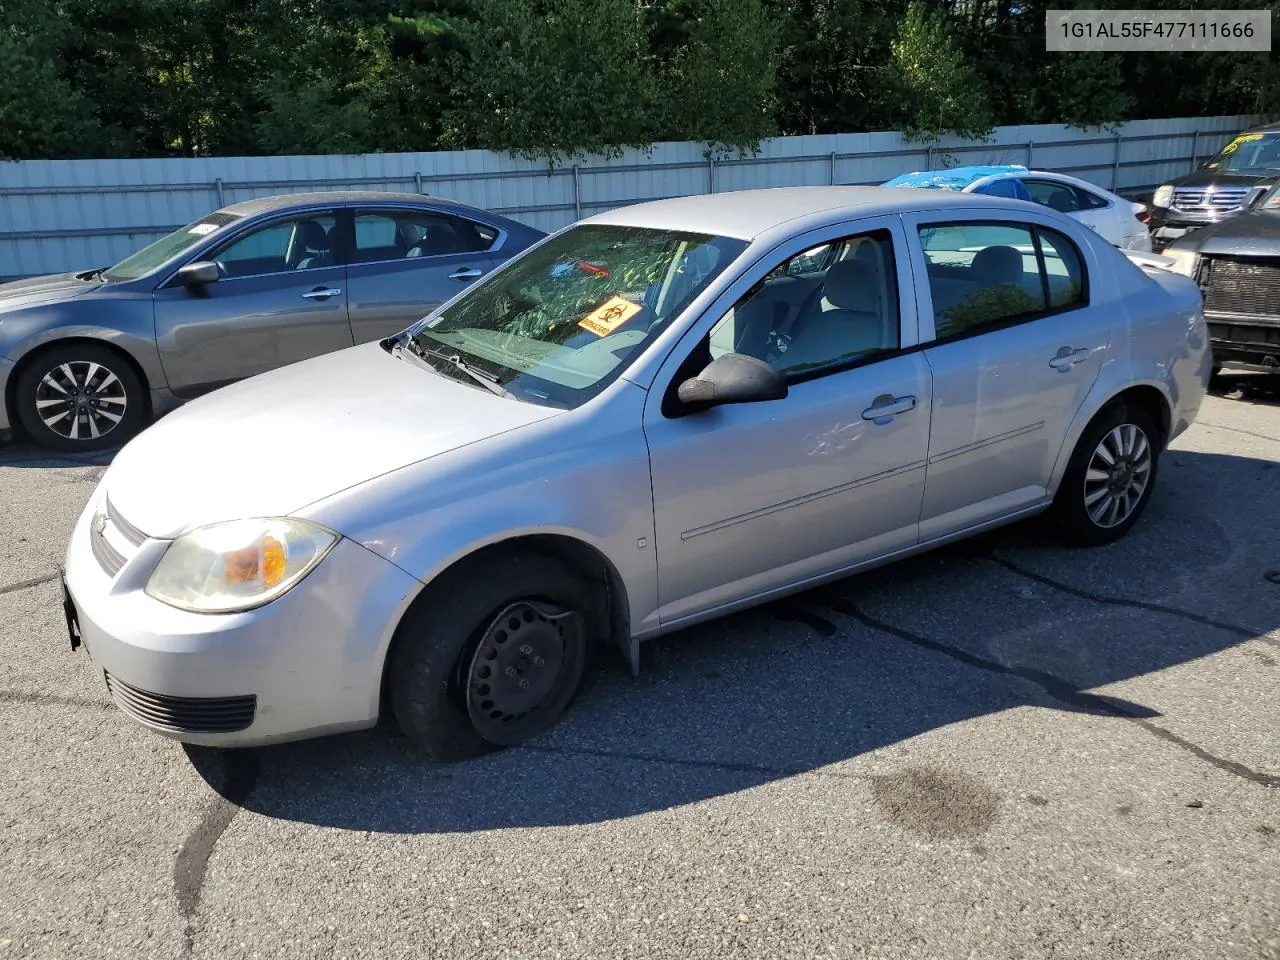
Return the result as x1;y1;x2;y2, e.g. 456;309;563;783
61;187;1210;760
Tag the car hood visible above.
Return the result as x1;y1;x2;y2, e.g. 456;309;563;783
1166;170;1276;190
101;342;561;539
0;271;102;311
1170;211;1280;256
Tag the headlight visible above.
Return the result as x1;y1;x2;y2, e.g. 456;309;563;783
1163;247;1199;278
145;518;338;614
1152;184;1174;209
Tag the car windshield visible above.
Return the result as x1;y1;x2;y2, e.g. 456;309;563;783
1260;183;1280;212
103;211;242;281
1205;132;1280;174
405;223;747;409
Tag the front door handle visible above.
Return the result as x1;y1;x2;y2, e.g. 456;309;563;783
861;394;917;422
1049;346;1090;370
449;267;484;281
302;287;342;300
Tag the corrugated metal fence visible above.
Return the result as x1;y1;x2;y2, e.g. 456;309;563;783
0;114;1255;280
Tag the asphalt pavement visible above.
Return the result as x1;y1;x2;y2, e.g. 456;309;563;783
1;376;1278;960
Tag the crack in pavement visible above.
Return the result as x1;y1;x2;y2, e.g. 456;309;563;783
0;571;59;597
175;751;261;957
517;743;837;779
987;554;1280;649
0;689;113;711
824;597;1279;789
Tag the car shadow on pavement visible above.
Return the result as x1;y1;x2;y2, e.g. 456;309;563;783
0;440;120;469
186;446;1280;834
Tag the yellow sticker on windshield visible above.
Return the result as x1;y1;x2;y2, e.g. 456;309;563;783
1220;133;1264;155
579;296;642;337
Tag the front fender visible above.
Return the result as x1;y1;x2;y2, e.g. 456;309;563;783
2;297;164;390
299;383;660;670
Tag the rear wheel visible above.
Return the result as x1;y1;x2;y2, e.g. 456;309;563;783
1049;402;1160;547
388;550;595;761
14;343;147;452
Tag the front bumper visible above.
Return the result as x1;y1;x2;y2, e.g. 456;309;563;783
0;356;14;434
63;489;422;747
1206;315;1280;372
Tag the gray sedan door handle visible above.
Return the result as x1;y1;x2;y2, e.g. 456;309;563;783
1049;346;1090;370
302;287;342;300
861;394;917;422
449;267;484;281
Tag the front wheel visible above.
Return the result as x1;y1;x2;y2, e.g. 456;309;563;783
14;343;147;452
1049;403;1161;547
388;550;594;762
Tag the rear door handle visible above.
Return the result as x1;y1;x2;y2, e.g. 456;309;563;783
1049;346;1091;370
861;394;917;422
302;287;342;300
449;267;484;281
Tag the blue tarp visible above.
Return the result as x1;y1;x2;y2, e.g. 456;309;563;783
881;165;1030;192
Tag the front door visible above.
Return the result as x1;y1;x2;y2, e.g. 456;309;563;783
344;207;499;344
901;215;1112;539
153;211;354;397
642;219;933;626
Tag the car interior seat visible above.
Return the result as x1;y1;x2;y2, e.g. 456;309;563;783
293;221;334;269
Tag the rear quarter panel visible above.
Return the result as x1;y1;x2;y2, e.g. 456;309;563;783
1047;242;1209;496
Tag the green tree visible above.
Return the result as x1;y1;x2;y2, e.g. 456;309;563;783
441;0;663;164
883;0;994;142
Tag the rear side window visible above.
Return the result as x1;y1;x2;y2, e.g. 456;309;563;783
917;221;1087;341
351;210;498;264
1024;179;1109;213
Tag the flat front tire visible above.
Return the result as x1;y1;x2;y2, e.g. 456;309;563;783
1050;402;1161;547
388;550;595;762
14;343;147;452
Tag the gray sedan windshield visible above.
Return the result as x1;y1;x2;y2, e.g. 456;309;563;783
103;211;242;281
410;223;747;408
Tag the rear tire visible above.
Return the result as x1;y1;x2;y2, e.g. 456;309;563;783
388;550;595;762
1049;402;1161;547
14;342;147;453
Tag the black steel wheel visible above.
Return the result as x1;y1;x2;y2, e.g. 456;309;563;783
389;549;596;761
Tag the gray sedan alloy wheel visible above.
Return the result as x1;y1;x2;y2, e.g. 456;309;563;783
15;344;146;452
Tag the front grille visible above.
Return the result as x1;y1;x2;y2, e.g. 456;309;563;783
1200;257;1280;318
104;672;257;733
1172;185;1251;213
89;498;147;577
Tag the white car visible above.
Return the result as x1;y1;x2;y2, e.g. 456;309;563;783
883;165;1154;252
61;186;1209;759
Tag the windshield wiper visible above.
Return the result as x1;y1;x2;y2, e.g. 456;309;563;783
76;266;108;282
411;338;517;400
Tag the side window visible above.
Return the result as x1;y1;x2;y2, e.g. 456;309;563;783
918;223;1047;339
1037;227;1087;309
918;221;1088;340
210;215;338;279
1072;186;1109;210
352;210;498;264
707;230;900;379
1024;180;1084;213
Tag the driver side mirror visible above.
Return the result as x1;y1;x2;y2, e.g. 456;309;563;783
1242;185;1271;210
174;261;220;287
676;353;788;409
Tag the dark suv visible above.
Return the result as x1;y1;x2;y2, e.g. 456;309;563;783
1146;121;1280;250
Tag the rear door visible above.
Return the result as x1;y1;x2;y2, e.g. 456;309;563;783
343;207;500;344
901;214;1110;539
152;210;353;397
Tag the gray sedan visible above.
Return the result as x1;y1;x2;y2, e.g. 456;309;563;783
61;186;1210;759
0;191;545;451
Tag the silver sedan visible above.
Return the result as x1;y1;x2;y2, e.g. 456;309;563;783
60;186;1211;760
0;191;545;451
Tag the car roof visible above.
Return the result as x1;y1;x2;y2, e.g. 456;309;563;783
218;190;496;220
582;185;1043;240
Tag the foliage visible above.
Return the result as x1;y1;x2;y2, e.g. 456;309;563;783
884;1;993;143
1;0;1274;163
